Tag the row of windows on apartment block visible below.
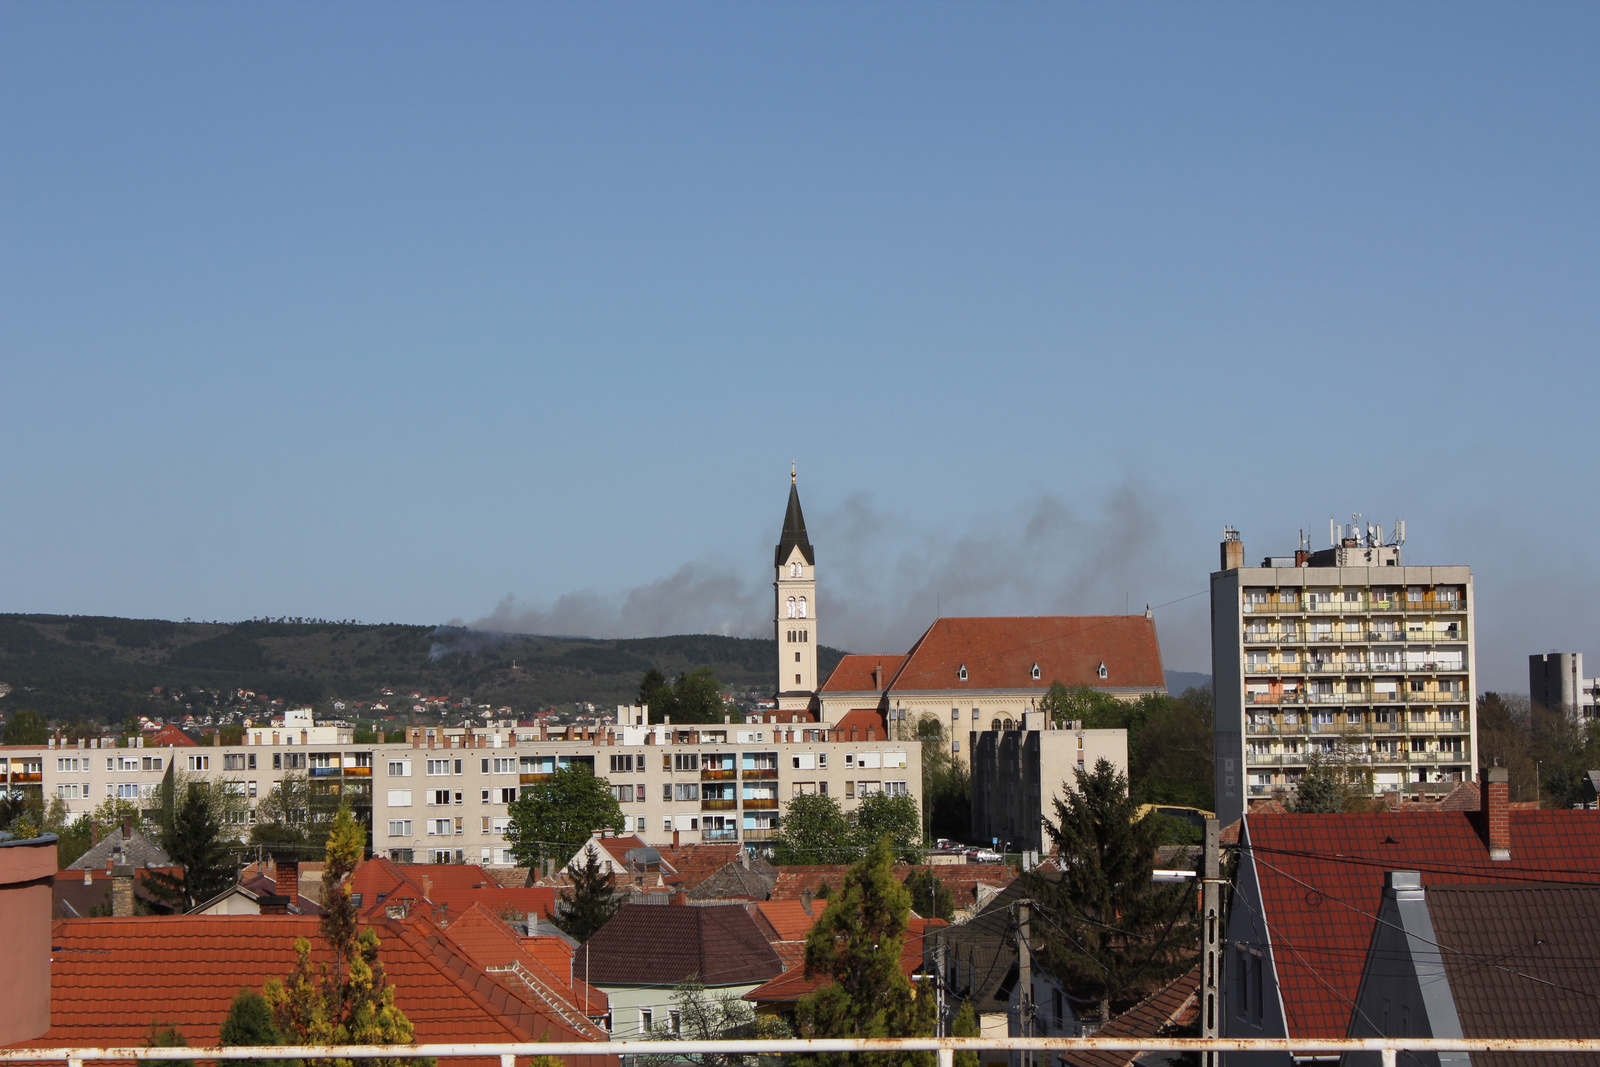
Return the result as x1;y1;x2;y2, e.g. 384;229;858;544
384;813;757;843
381;752;907;775
1249;737;1466;757
1250;708;1465;725
382;778;909;808
1242;587;1464;605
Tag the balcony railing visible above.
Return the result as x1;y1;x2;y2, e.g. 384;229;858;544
740;768;778;780
700;798;736;811
702;827;738;841
741;797;779;810
700;768;736;780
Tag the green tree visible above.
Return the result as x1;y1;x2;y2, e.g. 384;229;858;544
667;668;728;724
772;793;853;864
915;716;971;843
1029;759;1199;1023
902;869;954;922
950;1001;980;1067
852;792;922;863
1129;688;1215;810
146;1021;195;1067
3;709;48;746
793;837;935;1067
506;765;624;869
146;786;236;912
1289;753;1372;814
638;975;791;1067
552;849;620;943
1038;683;1126;730
252;773;341;847
638;668;669;707
220;987;285;1067
265;806;421;1067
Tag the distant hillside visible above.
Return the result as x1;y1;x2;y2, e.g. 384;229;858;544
0;614;847;724
1165;670;1211;694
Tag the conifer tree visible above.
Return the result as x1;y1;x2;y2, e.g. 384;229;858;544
950;1002;980;1067
1028;759;1198;1023
793;836;935;1067
145;785;234;912
221;988;284;1067
554;849;620;942
265;805;421;1067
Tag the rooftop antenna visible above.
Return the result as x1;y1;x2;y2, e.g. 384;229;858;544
1329;518;1337;547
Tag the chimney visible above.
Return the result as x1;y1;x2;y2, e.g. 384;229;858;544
111;864;136;916
274;855;300;904
672;829;680;848
671;889;688;906
1483;767;1511;860
121;815;134;841
800;888;813;915
873;664;882;690
422;876;433;900
90;822;100;847
1221;527;1245;570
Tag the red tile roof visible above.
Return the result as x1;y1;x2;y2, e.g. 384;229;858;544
887;616;1165;693
744;916;947;1005
146;724;197;747
1243;810;1600;1040
827;709;887;738
754;899;819;941
347;856;555;924
440;903;608;1035
819;655;908;693
770;865;1019;906
28;915;615;1066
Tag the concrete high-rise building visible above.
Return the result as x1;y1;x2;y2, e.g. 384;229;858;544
1529;652;1599;721
1212;520;1477;826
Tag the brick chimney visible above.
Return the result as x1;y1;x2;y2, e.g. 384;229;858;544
671;889;688;906
121;815;134;842
274;855;300;904
800;888;813;915
1483;767;1511;861
111;863;136;916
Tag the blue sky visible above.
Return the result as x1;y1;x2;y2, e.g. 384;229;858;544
3;3;1597;692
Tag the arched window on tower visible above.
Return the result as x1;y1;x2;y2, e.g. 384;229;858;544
797;597;807;619
790;562;803;577
786;597;797;619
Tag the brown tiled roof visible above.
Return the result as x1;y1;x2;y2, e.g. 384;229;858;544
52;867;180;917
25;915;615;1066
576;902;783;988
887;616;1165;693
1244;810;1600;1041
819;655;908;693
769;865;1019;907
1427;883;1600;1063
1062;964;1201;1067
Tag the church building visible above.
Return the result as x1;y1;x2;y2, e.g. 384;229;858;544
770;474;1167;766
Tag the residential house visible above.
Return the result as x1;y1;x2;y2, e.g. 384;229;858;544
1224;769;1600;1067
1342;875;1600;1067
194;856;323;915
576;897;784;1039
439;902;610;1037
1061;966;1202;1067
744;913;947;1020
347;855;556;924
926;878;1078;1067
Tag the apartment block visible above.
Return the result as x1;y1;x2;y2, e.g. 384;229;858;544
3;709;919;865
1529;651;1599;720
968;710;1127;852
1212;522;1477;826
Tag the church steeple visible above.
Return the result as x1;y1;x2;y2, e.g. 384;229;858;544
774;470;818;712
775;471;815;568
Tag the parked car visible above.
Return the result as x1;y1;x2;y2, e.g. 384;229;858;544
967;848;1003;863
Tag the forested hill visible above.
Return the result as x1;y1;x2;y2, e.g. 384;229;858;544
0;614;848;724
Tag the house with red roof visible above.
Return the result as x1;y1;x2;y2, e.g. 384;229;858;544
439;902;609;1035
576;897;784;1041
144;723;196;747
1224;769;1600;1066
23;914;615;1067
347;855;556;924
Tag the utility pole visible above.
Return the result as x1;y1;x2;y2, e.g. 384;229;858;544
1016;900;1033;1067
1201;817;1222;1067
934;937;948;1038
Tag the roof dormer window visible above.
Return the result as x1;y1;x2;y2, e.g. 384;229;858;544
1030;663;1041;681
958;664;968;682
1097;662;1108;680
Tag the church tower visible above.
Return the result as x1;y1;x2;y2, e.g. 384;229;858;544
775;468;818;713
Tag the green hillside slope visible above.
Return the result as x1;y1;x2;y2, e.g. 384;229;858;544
0;614;848;724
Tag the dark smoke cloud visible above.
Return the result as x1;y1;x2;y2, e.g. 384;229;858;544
472;480;1212;671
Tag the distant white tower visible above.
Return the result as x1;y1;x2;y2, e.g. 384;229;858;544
774;466;818;713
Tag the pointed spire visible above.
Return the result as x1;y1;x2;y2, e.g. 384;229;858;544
775;471;815;567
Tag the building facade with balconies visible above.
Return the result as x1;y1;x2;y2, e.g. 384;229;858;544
1212;522;1477;826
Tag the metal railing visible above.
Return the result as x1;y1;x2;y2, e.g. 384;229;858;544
10;1037;1600;1067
